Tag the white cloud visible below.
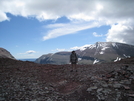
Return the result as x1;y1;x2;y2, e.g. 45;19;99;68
106;19;134;45
51;48;66;52
1;0;134;22
19;50;36;54
0;11;10;22
26;50;36;54
43;21;104;40
56;48;65;51
1;0;134;44
93;32;103;37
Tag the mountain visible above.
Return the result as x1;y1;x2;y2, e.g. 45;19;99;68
35;42;134;64
0;48;15;59
35;52;71;64
76;42;134;64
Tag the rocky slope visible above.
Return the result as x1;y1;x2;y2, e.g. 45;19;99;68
1;58;134;101
0;48;15;59
35;42;134;64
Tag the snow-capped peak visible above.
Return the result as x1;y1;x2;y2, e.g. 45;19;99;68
71;44;92;51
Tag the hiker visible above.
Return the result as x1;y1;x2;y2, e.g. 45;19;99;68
70;51;78;71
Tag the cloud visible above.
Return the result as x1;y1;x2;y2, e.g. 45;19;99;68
19;50;36;54
43;21;104;40
93;32;103;37
0;11;10;22
26;50;36;54
1;0;134;44
106;19;134;45
1;0;134;22
51;48;66;52
56;48;65;51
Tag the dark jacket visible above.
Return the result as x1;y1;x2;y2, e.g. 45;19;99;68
70;53;78;63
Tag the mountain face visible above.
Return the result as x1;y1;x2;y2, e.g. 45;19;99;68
35;42;134;64
0;48;15;59
35;52;71;65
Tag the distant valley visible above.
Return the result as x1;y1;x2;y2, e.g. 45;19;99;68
18;58;37;62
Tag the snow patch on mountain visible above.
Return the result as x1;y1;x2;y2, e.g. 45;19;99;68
71;44;92;51
78;58;82;61
123;54;131;58
99;51;104;54
114;57;121;62
93;59;99;64
96;42;108;48
79;47;87;51
102;47;110;51
112;43;118;48
94;42;110;54
88;44;96;49
79;45;92;51
100;47;110;54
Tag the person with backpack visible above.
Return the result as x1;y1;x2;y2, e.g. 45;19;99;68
70;51;78;71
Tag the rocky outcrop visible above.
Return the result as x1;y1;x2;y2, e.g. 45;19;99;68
1;58;134;100
0;48;15;59
86;65;134;101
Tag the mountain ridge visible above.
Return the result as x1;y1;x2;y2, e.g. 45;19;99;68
35;42;134;64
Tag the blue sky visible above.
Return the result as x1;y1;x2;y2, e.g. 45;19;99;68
0;0;134;59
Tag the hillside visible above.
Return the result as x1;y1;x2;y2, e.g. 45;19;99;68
1;58;134;101
35;42;134;65
0;48;15;59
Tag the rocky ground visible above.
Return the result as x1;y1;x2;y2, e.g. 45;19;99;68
0;58;134;101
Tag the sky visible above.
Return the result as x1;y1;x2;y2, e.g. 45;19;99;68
0;0;134;59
